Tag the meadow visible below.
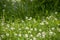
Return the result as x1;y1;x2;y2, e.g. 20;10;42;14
0;0;60;40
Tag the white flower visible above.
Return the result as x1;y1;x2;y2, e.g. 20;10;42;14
28;17;32;20
6;33;9;36
10;27;15;30
30;34;33;37
28;31;31;33
49;31;53;35
51;27;55;30
18;28;21;30
33;37;36;40
21;20;24;23
40;22;44;25
45;21;48;25
55;12;58;14
34;28;37;31
18;34;21;37
42;32;46;38
25;27;29;30
30;28;33;31
33;19;36;23
25;34;28;38
6;24;10;27
26;16;28;19
36;33;41;37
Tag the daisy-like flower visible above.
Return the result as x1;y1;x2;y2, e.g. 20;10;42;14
25;16;28;19
42;32;46;38
28;17;32;20
18;34;21;37
25;27;29;30
25;34;28;38
34;28;37;31
33;37;36;40
40;22;44;25
28;31;31;33
6;33;9;36
49;31;53;35
30;34;33;37
6;24;10;27
36;33;41;37
51;27;55;30
10;27;15;30
30;28;33;31
55;12;58;14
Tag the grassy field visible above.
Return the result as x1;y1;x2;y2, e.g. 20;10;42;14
0;13;60;40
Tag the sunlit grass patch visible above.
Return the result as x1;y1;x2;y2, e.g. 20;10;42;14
0;15;60;40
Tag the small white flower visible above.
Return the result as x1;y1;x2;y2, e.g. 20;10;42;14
54;18;57;20
30;34;33;37
21;20;24;23
6;33;9;36
18;28;21;30
28;31;31;33
28;17;32;20
51;27;55;30
18;34;21;37
10;27;15;30
25;27;29;30
30;28;33;31
49;31;53;35
36;33;41;37
42;32;46;38
25;34;28;38
40;22;44;25
26;16;28;19
34;28;37;31
33;37;36;40
6;24;10;27
55;12;58;14
45;21;48;25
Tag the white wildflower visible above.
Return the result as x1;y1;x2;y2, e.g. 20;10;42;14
51;27;55;30
14;33;17;36
30;34;33;37
40;22;44;25
55;12;58;14
6;33;9;36
10;27;15;30
18;34;21;37
25;27;29;30
34;28;37;31
33;37;36;40
36;33;41;37
25;34;28;38
26;16;28;19
30;28;33;31
28;17;32;20
42;32;46;38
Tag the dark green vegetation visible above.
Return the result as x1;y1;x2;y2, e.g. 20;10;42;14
0;0;60;40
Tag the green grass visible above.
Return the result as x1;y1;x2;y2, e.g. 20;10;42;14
0;15;60;40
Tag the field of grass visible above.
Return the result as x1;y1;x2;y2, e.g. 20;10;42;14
0;13;60;40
